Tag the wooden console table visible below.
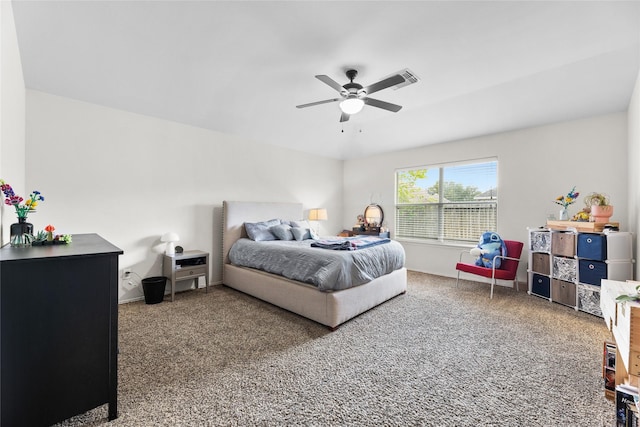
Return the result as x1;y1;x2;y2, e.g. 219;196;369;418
0;234;122;426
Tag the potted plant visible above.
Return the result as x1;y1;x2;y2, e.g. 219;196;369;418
32;230;47;246
584;192;613;222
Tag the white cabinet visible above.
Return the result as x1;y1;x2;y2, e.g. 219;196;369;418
527;227;634;316
601;279;640;380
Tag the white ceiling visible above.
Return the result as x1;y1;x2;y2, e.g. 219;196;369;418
11;1;640;160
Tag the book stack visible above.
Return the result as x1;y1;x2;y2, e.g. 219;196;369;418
617;384;639;427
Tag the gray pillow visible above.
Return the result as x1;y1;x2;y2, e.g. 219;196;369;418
290;220;318;240
270;224;294;241
290;220;310;229
290;220;320;240
291;227;311;241
245;219;280;241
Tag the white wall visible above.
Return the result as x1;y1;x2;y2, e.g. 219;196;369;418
0;1;26;245
344;113;629;283
628;66;640;278
25;91;344;302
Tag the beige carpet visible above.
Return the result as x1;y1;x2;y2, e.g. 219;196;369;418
56;271;613;426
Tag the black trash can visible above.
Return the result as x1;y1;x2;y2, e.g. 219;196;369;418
142;276;167;304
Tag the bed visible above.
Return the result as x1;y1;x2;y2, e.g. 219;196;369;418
222;201;407;329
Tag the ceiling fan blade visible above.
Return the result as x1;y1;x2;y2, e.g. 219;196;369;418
316;75;346;93
340;112;350;122
296;98;341;109
364;97;403;112
364;74;405;96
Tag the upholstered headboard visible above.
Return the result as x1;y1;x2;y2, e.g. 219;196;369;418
222;201;303;265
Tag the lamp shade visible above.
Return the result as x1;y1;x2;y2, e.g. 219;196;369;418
339;97;365;115
308;208;328;221
161;232;180;243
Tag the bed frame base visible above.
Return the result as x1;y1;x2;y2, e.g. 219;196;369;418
223;264;407;329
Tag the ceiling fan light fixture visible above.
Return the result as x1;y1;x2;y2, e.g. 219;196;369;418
339;97;365;115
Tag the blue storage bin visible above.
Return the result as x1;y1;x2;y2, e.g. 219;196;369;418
532;273;550;298
579;259;607;286
577;233;607;261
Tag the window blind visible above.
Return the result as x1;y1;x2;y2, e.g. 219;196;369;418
395;159;498;243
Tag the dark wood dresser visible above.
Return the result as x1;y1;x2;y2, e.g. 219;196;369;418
0;233;122;426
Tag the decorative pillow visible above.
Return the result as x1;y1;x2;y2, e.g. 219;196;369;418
291;227;311;241
290;220;319;240
290;220;310;229
244;219;280;241
270;224;294;241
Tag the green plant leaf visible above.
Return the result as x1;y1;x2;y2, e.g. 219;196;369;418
616;294;640;302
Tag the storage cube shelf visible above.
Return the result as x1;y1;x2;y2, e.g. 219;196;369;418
527;227;634;316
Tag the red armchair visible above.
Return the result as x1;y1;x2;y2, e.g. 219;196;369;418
455;240;524;298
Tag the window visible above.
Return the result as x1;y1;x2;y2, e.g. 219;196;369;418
395;159;498;243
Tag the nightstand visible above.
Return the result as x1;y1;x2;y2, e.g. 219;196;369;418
163;250;209;302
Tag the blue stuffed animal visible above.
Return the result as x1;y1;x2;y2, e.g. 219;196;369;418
469;232;507;269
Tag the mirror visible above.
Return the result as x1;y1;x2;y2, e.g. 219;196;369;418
364;204;384;228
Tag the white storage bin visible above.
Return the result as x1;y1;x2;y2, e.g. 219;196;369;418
605;260;635;282
604;231;633;261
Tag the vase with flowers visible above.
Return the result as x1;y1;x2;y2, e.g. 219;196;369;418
0;179;44;247
554;186;579;221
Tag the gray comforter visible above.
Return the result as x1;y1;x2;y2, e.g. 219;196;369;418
228;238;405;291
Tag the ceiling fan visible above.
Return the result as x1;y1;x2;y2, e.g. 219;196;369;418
296;69;406;122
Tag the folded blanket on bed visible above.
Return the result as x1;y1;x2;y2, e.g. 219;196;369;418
311;236;390;251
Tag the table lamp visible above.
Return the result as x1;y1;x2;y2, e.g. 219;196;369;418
308;208;328;236
161;232;180;256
